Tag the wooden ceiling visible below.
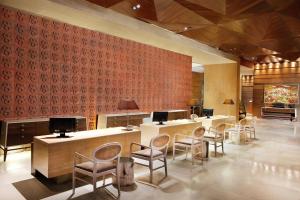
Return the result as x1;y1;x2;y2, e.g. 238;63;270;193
86;0;300;64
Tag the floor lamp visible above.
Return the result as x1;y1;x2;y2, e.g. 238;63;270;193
118;99;139;131
223;99;235;116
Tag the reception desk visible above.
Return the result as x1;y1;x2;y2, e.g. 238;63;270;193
195;115;229;129
140;119;202;147
32;127;141;178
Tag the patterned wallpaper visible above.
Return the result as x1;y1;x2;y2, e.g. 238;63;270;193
0;5;192;129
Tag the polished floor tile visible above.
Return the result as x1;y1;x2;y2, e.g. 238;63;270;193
1;119;300;200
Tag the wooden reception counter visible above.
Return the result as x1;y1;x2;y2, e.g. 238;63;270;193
32;127;141;178
194;115;229;129
140;119;202;147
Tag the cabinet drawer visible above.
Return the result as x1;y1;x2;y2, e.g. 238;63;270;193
20;122;36;144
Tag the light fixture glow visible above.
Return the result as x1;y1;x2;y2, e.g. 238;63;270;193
291;62;296;67
132;4;141;10
268;63;273;69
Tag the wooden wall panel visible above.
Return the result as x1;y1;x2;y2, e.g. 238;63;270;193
253;64;300;117
242;86;253;114
253;85;264;117
0;6;192;129
192;72;203;101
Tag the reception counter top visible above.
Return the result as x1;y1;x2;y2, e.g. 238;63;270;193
140;119;202;147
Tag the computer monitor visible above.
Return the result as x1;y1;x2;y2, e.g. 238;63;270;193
49;118;76;138
203;109;213;118
152;112;168;125
272;102;285;108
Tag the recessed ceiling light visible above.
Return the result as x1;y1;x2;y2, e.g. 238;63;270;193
184;27;188;31
132;4;141;10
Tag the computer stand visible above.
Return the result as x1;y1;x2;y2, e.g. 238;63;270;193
56;132;71;138
157;121;165;125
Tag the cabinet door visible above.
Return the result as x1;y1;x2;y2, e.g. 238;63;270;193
76;118;87;131
35;121;49;136
0;121;5;146
7;124;21;146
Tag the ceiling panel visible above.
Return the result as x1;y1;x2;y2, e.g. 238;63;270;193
86;0;300;64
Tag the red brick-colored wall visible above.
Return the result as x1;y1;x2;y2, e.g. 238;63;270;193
0;6;192;129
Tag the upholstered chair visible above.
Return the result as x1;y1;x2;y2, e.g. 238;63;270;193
72;142;122;199
245;116;257;139
173;126;205;164
130;134;170;184
204;123;226;156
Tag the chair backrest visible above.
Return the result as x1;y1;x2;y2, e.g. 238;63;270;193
93;142;122;162
190;114;198;120
252;116;257;125
192;126;205;138
150;134;170;152
239;118;247;126
216;123;226;132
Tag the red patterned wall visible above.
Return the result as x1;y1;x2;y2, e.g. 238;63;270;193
0;6;192;129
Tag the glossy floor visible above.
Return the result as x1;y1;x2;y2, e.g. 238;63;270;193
1;119;300;200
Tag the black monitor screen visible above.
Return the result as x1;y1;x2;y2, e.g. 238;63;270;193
152;112;168;125
272;102;285;108
49;118;76;137
203;109;214;118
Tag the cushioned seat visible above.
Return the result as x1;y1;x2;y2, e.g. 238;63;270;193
175;138;201;145
76;161;116;173
132;149;163;158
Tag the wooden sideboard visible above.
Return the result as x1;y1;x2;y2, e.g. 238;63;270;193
32;127;141;178
261;107;296;120
165;110;189;120
96;112;150;129
0;116;87;161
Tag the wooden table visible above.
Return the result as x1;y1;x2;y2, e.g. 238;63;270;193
32;127;141;178
140;119;202;148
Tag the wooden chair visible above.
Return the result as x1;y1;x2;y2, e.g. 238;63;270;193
72;142;122;199
245;116;257;139
204;123;226;156
239;118;248;142
173;126;205;164
130;134;170;184
225;118;249;144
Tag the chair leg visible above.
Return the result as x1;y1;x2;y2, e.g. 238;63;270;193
185;147;188;160
149;160;153;184
222;141;224;154
117;170;121;199
72;169;76;194
192;153;194;165
214;142;217;157
93;176;96;192
164;157;168;177
103;175;106;186
173;145;175;160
